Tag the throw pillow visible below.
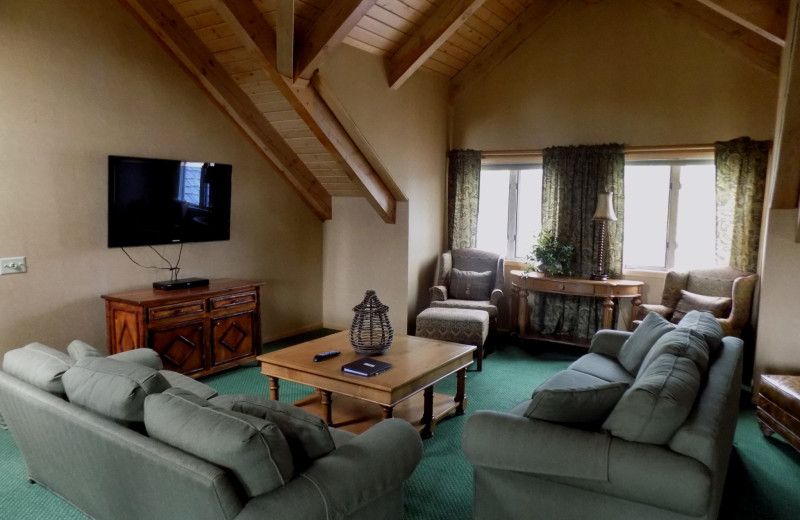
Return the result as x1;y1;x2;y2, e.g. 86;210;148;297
211;394;334;468
62;357;170;423
66;340;104;361
2;343;73;395
637;328;710;378
448;268;493;300
617;312;676;375
602;352;703;444
671;290;732;323
525;369;630;424
159;370;218;400
145;388;293;498
676;310;724;354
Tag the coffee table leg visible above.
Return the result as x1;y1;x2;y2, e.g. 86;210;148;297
320;390;333;426
421;386;435;439
455;368;467;415
269;377;280;401
381;406;394;419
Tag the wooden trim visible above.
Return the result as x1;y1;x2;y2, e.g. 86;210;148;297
388;0;488;89
694;0;788;46
295;0;379;81
479;143;718;164
449;0;570;99
641;0;781;75
214;0;398;223
276;0;295;77
120;0;331;220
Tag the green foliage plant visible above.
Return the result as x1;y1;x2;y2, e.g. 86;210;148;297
526;230;574;276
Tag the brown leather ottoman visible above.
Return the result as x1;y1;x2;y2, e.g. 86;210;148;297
757;374;800;453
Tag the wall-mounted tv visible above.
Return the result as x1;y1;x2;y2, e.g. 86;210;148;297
108;155;232;248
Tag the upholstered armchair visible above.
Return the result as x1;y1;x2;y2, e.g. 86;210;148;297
633;266;758;337
429;248;504;328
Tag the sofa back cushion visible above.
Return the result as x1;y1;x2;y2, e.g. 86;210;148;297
62;357;170;422
525;369;629;424
448;268;493;300
676;310;724;354
617;312;676;375
3;343;73;395
145;388;293;498
637;328;710;378
211;394;334;469
66;340;104;361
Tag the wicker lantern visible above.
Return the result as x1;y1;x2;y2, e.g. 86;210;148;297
349;290;394;356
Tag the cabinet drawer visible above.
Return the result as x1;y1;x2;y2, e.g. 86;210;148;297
533;280;593;296
148;300;205;321
211;291;257;310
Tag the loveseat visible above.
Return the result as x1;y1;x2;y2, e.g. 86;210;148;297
0;342;422;520
462;311;743;520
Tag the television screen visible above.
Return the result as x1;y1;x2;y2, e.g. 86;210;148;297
108;155;232;248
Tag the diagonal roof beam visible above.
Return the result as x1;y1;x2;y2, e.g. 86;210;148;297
694;0;788;46
450;0;570;99
119;0;331;220
276;0;294;77
388;0;488;89
213;0;397;223
295;0;378;83
640;0;782;75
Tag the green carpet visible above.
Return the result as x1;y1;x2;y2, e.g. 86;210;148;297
1;332;799;519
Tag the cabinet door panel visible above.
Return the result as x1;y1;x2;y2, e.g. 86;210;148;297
150;321;205;375
212;312;255;366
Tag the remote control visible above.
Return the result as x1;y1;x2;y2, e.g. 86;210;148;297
313;350;340;362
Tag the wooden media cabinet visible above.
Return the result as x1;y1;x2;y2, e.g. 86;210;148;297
102;279;263;378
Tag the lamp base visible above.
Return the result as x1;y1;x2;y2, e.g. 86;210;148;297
590;273;608;281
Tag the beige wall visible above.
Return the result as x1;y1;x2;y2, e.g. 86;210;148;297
0;0;323;356
452;0;777;149
319;46;449;333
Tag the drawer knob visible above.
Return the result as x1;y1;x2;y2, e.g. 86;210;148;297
559;284;565;290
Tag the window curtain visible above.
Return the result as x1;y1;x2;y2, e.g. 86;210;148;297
715;137;769;273
531;144;625;339
447;149;482;249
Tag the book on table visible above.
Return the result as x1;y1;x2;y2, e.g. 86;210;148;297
341;358;392;377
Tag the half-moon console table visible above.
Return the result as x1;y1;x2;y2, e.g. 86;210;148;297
102;279;263;378
509;270;643;347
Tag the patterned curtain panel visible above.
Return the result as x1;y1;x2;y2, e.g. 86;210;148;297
532;144;625;339
715;137;769;273
447;149;482;249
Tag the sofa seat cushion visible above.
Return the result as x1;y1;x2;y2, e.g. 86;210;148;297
676;310;724;354
159;370;218;400
568;353;635;385
430;299;498;319
2;343;73;395
526;369;630;424
448;268;494;300
211;394;334;468
671;290;732;323
62;357;170;423
617;312;676;375
145;388;293;498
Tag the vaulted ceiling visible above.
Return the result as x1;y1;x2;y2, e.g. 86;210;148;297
119;0;788;223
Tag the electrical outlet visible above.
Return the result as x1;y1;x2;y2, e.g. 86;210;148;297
1;256;27;275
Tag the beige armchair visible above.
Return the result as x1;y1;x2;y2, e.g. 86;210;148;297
633;266;758;337
429;248;504;328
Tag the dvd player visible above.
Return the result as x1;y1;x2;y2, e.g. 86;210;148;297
153;277;209;291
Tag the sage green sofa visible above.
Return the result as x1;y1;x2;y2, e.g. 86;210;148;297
462;311;743;520
0;342;422;520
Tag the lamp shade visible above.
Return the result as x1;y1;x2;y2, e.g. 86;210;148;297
592;192;618;221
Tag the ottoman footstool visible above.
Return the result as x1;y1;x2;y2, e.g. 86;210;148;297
416;308;489;371
757;374;800;453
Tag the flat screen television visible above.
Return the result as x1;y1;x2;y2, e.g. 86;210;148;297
108;155;232;248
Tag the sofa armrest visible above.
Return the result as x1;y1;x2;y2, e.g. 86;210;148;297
462;411;610;481
588;330;631;358
237;419;422;520
490;288;503;306
430;285;447;302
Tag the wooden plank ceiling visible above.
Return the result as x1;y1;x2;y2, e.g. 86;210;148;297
119;0;789;222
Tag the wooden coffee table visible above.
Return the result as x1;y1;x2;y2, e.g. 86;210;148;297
256;331;476;438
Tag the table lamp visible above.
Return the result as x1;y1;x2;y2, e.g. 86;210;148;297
590;191;617;281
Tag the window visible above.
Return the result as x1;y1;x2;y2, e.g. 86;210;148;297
476;165;542;259
623;161;716;271
179;161;203;206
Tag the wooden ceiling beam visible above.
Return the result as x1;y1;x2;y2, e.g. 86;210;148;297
640;0;782;75
694;0;788;46
388;0;488;89
119;0;331;220
295;0;379;82
276;0;294;77
450;0;570;99
214;0;397;223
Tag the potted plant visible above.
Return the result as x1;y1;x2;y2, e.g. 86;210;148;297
526;231;574;276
